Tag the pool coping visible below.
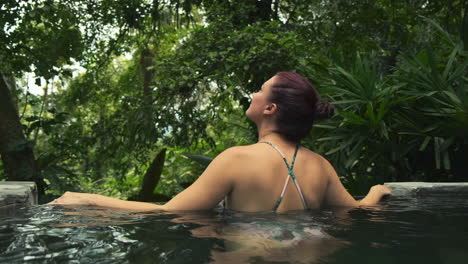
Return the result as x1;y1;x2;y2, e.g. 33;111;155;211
1;181;468;215
384;182;468;197
0;181;37;216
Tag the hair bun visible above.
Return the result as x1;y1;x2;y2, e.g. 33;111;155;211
314;100;334;120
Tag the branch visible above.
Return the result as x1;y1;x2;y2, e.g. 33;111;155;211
33;80;49;144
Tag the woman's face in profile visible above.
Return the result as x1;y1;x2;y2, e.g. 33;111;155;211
246;76;276;122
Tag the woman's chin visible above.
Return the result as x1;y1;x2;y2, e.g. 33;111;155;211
245;110;256;122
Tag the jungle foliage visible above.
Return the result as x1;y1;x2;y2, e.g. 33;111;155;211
0;0;467;200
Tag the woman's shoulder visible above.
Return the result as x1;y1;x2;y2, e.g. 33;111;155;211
299;146;327;161
218;144;331;164
299;147;337;178
216;143;283;163
221;143;325;155
220;144;326;162
210;145;261;176
217;144;260;159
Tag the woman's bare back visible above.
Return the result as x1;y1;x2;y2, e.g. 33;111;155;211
226;143;330;212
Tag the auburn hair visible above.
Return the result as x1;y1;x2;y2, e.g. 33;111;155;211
269;72;334;142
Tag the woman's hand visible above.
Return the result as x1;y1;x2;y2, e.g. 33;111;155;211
48;192;96;206
369;184;392;197
358;184;392;206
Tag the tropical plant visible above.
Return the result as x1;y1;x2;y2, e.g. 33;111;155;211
309;21;468;194
395;34;468;181
309;54;403;193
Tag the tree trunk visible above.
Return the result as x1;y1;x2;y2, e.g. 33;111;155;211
0;74;45;195
137;148;166;202
139;47;157;135
140;47;155;106
2;75;19;112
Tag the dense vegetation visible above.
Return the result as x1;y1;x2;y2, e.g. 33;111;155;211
1;0;467;202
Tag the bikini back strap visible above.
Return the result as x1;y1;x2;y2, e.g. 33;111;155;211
260;141;308;211
261;142;297;170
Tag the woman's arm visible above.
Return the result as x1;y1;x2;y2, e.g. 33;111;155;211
322;157;390;207
48;192;165;211
49;147;241;211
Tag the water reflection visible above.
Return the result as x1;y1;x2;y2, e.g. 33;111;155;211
4;197;467;264
165;210;347;264
32;206;348;263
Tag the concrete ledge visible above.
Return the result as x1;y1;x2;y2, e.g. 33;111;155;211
0;181;37;216
384;182;468;197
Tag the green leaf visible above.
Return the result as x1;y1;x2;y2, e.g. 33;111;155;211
365;103;376;122
442;151;451;170
316;135;347;141
419;136;431;151
183;153;214;166
325;139;353;155
313;124;336;129
331;99;367;105
443;91;462;105
442;45;459;79
434;137;441;169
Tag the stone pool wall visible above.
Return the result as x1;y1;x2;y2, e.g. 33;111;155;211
0;181;37;216
384;182;468;197
1;181;468;215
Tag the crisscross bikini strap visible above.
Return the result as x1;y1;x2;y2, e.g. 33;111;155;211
260;141;308;211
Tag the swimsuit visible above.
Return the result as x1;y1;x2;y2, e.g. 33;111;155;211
260;141;308;211
221;141;308;212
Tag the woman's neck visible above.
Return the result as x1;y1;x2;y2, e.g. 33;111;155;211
258;130;296;146
258;130;280;142
256;120;296;145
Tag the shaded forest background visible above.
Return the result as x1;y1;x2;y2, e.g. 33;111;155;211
1;0;467;202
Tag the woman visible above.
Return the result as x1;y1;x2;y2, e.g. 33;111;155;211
50;72;391;212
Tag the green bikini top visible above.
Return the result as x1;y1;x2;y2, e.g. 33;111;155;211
260;141;309;212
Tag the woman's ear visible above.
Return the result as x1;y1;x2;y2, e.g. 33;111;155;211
263;103;278;116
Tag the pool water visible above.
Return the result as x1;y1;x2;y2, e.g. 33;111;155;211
1;196;467;264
